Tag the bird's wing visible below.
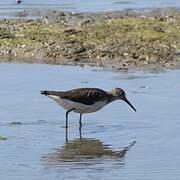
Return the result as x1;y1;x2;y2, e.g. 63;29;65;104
56;88;108;105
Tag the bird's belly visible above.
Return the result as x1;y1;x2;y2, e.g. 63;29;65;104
73;101;107;113
48;95;107;113
48;95;74;110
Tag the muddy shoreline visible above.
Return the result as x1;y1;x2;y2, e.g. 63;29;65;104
0;8;180;70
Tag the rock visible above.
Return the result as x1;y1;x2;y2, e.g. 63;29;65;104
63;28;79;35
70;46;86;54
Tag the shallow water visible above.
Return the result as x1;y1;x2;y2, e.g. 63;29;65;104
0;63;180;180
0;0;180;16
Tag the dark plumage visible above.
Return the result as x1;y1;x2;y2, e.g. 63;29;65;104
41;88;109;105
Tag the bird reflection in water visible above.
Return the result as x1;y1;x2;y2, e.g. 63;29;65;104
42;128;136;165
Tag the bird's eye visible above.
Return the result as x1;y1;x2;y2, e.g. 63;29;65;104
121;92;125;96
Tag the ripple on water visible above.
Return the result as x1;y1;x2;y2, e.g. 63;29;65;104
0;64;180;180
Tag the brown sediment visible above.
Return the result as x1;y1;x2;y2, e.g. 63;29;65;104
0;8;180;70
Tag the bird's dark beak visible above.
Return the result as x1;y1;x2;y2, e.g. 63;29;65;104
122;96;136;112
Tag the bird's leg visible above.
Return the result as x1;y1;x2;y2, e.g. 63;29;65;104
79;125;82;139
65;108;75;128
79;113;83;128
65;127;68;143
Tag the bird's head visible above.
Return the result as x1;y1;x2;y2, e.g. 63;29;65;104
111;88;136;112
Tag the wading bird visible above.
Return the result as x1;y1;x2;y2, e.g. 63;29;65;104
41;88;136;128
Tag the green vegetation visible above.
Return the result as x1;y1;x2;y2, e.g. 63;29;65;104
0;136;7;140
0;9;180;68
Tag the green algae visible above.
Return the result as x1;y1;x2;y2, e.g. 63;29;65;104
0;9;180;68
0;28;14;39
0;136;7;140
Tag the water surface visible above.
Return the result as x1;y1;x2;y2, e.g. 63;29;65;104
0;0;180;16
0;63;180;179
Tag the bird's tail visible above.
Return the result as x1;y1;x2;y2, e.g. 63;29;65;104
40;90;56;96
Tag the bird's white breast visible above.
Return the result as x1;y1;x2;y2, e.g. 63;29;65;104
48;95;107;114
